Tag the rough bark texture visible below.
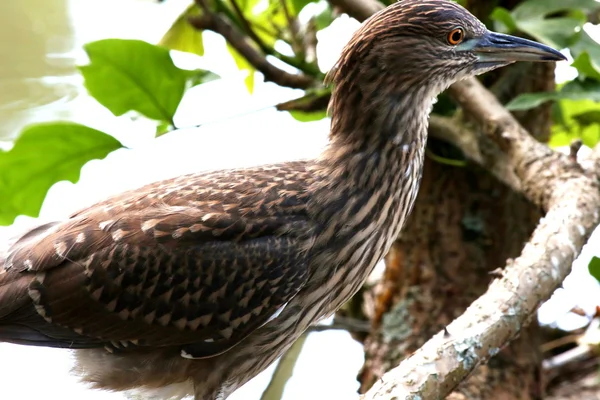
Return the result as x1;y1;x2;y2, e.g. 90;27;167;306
358;157;543;398
356;1;557;398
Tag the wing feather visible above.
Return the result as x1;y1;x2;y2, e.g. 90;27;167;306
0;162;314;358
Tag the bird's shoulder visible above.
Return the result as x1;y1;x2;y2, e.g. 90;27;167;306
5;160;315;272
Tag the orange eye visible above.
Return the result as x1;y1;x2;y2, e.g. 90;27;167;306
447;28;464;45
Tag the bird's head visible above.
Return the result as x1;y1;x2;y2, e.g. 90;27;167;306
328;0;566;103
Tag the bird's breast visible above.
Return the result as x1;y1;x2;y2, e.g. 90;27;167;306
300;146;425;320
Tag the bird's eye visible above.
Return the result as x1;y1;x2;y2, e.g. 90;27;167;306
447;28;464;45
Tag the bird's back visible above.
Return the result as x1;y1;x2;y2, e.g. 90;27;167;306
0;160;316;357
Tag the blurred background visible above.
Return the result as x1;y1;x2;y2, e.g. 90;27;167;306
1;0;600;399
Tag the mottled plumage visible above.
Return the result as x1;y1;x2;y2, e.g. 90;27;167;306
0;1;564;399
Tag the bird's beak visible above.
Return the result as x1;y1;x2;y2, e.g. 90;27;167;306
467;31;566;63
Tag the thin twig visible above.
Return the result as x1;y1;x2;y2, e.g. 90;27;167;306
260;333;308;400
189;5;315;89
220;0;321;76
279;0;304;58
229;0;270;52
309;316;371;333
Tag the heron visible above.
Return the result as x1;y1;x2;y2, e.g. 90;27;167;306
0;0;565;398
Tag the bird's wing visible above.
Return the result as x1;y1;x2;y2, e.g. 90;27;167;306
0;162;314;358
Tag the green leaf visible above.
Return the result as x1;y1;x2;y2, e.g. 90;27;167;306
551;99;600;148
184;68;220;89
496;0;594;48
159;4;205;57
505;92;558;111
506;91;597;111
0;122;123;225
79;39;189;124
588;256;600;283
289;109;327;122
571;31;600;83
490;8;517;32
156;121;172;138
571;30;600;60
227;43;255;93
517;17;582;49
572;110;600;127
290;0;314;15
314;3;335;31
572;52;600;81
512;0;599;21
506;80;600;111
252;0;288;46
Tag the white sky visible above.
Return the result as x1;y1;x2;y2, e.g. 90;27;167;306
0;0;599;399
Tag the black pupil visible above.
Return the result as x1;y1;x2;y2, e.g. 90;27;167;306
451;30;462;42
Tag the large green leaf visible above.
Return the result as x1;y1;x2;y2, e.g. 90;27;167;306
0;122;123;225
159;4;205;57
572;52;600;81
79;39;189;124
570;31;600;81
571;30;600;61
491;0;593;49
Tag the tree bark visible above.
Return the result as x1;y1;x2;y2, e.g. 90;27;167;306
357;1;560;398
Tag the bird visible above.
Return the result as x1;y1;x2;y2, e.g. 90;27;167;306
0;1;564;399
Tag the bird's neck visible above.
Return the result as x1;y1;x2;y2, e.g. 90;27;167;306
303;89;431;317
263;83;432;333
319;84;432;191
312;85;433;238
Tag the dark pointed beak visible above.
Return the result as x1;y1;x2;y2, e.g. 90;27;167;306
470;31;566;62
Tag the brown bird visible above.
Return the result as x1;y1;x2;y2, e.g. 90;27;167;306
0;1;564;399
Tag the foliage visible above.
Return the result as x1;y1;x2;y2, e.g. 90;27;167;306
159;4;205;57
0;123;122;224
0;38;218;224
80;39;192;125
4;0;600;224
493;0;600;149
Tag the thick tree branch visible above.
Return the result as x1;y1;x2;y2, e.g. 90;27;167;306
428;115;521;192
321;0;600;398
189;3;315;89
360;77;600;400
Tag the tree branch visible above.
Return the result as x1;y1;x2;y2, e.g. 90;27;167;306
260;333;308;400
305;1;600;397
428;115;521;192
189;2;316;89
309;315;371;333
360;77;600;400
